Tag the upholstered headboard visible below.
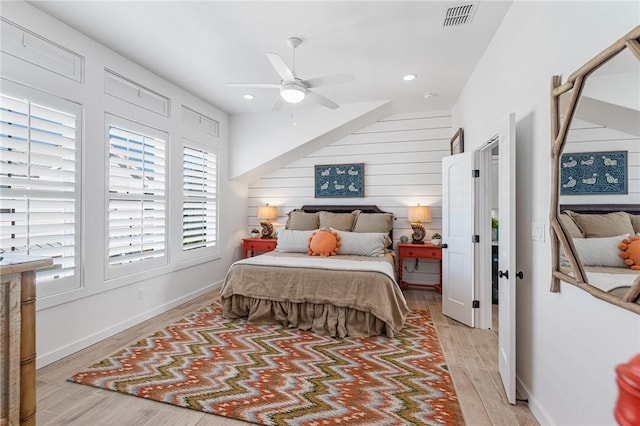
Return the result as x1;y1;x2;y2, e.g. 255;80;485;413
300;205;388;214
560;204;640;215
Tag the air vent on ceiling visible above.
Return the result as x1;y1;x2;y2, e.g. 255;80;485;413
442;3;477;27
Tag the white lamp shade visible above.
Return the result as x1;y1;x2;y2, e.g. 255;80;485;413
257;204;277;221
408;205;431;223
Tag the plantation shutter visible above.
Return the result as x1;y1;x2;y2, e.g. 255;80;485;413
182;145;217;251
107;123;166;269
0;91;79;291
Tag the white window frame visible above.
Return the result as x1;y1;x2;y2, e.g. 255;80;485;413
0;78;82;298
104;114;168;280
180;138;218;260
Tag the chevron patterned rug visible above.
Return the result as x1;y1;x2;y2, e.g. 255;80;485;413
69;304;464;425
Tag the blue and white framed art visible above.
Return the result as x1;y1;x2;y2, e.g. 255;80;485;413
560;151;627;195
314;163;364;198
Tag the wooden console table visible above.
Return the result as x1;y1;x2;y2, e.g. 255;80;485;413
1;256;52;426
397;243;442;291
242;238;277;258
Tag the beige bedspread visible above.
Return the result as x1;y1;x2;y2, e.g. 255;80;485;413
220;252;409;337
561;264;640;300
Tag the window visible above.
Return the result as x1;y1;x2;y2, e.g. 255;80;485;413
104;69;170;117
182;144;217;253
106;116;166;276
0;84;80;297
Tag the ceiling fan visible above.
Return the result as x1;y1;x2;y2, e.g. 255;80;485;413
227;37;352;111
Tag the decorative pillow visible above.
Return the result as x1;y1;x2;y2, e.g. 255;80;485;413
352;213;394;233
318;211;357;231
275;229;317;253
559;212;584;238
567;211;635;238
572;233;629;267
619;236;640;270
332;229;387;257
285;210;319;230
308;229;341;256
352;212;394;247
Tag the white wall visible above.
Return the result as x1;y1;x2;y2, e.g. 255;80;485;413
247;110;452;285
1;2;248;367
230;101;391;182
453;2;640;425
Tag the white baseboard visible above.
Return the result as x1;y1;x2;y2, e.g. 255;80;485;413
516;376;552;425
36;281;222;369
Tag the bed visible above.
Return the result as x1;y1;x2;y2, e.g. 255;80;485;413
559;204;640;302
220;205;409;337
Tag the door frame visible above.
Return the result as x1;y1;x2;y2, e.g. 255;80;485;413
475;135;499;330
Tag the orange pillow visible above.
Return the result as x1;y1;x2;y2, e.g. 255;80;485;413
308;229;341;256
619;236;640;270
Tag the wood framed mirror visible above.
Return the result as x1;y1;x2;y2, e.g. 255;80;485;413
550;25;640;315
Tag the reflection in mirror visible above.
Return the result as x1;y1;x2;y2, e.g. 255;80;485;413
551;26;640;315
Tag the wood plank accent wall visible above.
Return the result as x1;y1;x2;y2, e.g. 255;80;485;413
247;111;452;285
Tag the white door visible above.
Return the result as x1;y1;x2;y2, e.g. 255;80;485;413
441;151;475;327
498;113;517;404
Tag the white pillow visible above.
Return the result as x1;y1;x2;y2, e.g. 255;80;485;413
332;229;387;257
275;229;316;253
572;233;629;267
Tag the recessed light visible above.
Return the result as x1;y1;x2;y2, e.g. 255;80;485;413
403;74;417;81
424;92;435;99
243;94;254;100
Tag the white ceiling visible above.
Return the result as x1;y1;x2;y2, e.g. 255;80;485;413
29;1;512;116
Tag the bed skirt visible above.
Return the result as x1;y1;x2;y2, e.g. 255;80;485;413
222;294;394;338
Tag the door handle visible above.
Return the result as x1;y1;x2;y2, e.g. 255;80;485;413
498;270;509;279
516;271;524;279
441;243;448;248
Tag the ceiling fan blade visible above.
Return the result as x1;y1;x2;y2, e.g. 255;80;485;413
266;52;295;81
305;73;355;88
306;90;339;110
226;83;280;88
271;96;284;111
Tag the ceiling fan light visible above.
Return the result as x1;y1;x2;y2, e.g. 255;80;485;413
280;83;306;103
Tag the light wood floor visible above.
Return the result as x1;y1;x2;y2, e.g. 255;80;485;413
36;288;538;425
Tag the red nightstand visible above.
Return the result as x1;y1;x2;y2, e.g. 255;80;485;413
242;238;277;258
397;243;442;291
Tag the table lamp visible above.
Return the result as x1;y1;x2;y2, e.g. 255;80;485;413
257;204;277;239
408;204;431;244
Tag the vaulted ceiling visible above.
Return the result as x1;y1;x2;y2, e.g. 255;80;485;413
30;1;512;116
